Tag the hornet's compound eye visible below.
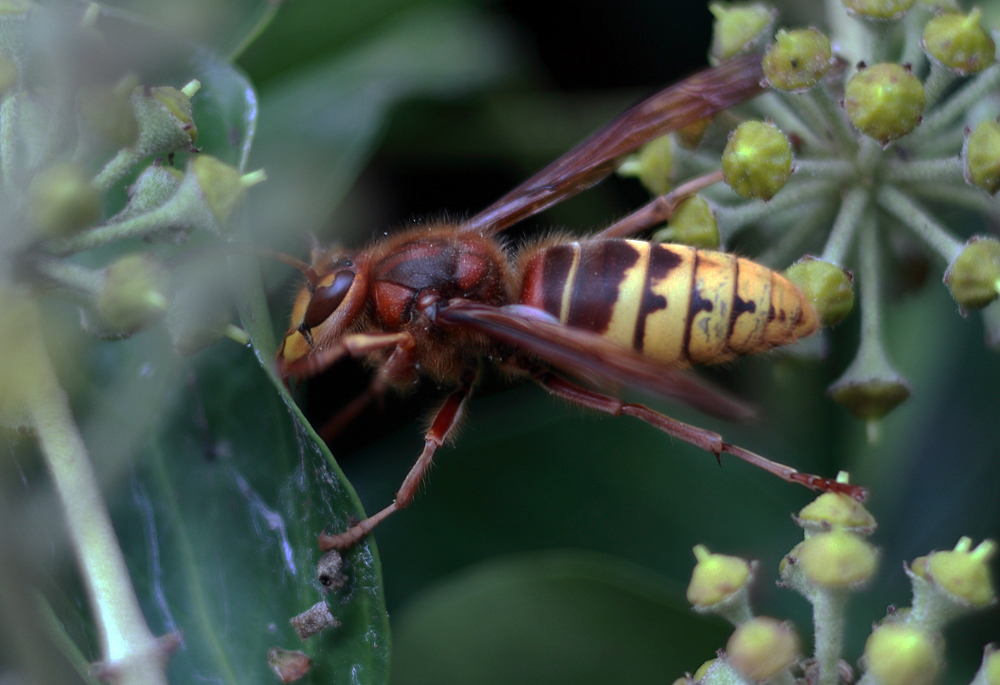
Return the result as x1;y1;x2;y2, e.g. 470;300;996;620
302;270;355;329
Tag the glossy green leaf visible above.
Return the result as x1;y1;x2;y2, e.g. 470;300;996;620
392;550;730;685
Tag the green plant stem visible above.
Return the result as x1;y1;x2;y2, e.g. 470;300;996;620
794;158;856;181
92;147;143;193
755;197;838;267
33;257;104;295
876;185;964;263
862;19;893;63
48;201;187;255
806;86;858;152
922;62;957;110
755;92;828;151
813;590;848;685
900;5;931;68
905;182;1000;221
882;157;962;184
715;180;836;243
23;306;169;685
822;186;869;266
908;64;1000;146
1;93;17;189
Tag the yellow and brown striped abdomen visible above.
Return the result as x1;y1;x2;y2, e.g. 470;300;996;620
519;239;818;367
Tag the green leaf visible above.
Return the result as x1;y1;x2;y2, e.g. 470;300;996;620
391;550;730;685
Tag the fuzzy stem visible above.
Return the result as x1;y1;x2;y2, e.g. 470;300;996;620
715;180;836;243
922;61;957;110
794;158;857;181
813;590;848;685
905;182;1000;221
882;157;963;184
92;147;144;193
876;185;964;263
47;201;183;255
908;63;1000;146
22;306;169;685
900;4;933;69
806;85;859;152
755;197;838;267
755;92;829;151
822;186;869;266
33;258;104;295
1;93;17;189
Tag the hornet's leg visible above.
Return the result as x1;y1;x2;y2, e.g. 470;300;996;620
318;368;478;550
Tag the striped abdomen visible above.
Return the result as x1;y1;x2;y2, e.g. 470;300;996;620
519;239;818;367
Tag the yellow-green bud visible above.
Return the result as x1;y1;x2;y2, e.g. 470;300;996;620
793;529;878;588
116;163;183;222
827;337;912;420
982;645;1000;685
912;538;996;607
98;254;170;335
709;2;777;62
796;490;876;534
762;28;832;91
964;120;1000;194
130;84;198;156
78;74;140;148
863;624;942;685
687;544;752;608
845;63;926;144
653;195;719;248
944;237;1000;309
923;9;996;75
726;617;800;682
692;659;716;682
785;256;854;327
618;134;673;196
0;54;18;96
842;0;916;20
191;155;259;226
29;162;101;237
722;120;792;200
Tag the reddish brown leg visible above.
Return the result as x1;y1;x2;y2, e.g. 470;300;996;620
318;370;477;550
596;170;724;239
281;331;413;378
317;336;418;442
533;369;868;500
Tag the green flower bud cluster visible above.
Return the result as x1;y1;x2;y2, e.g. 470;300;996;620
673;479;996;685
0;4;264;350
614;0;1000;426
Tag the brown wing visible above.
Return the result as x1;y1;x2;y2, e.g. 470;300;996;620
462;53;765;237
435;300;756;422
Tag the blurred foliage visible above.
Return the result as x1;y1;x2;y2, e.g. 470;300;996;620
1;0;998;684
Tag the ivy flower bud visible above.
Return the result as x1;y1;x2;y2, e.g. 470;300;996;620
762;28;832;91
97;254;170;335
653;195;719;248
617;134;673;196
845;63;925;144
793;529;878;589
827;334;912;420
842;0;916;20
693;659;715;682
191;155;263;226
863;623;942;685
130;84;198;157
78;73;140;148
115;162;184;221
964;120;1000;194
29;162;102;237
944;237;1000;309
722;120;792;200
687;544;752;608
923;9;995;75
726;617;800;682
709;1;777;62
980;645;1000;685
911;538;996;608
796;490;876;535
785;256;854;327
